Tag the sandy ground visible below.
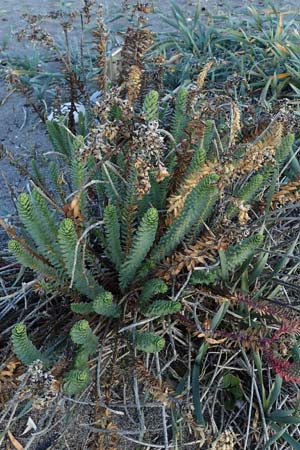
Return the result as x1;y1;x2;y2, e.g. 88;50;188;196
0;0;300;243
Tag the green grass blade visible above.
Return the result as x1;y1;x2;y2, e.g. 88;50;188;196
192;342;209;426
270;424;300;450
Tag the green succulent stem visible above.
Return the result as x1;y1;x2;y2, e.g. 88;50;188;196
119;208;159;289
12;323;49;366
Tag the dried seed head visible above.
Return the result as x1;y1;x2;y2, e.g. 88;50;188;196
196;60;214;90
132;121;166;161
271;179;300;207
155;163;170;182
229;101;241;147
118;27;155;85
92;6;108;91
134;156;152;199
211;428;238;450
127;65;143;105
234;122;283;176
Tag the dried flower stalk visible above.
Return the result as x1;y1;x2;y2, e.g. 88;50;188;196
271;179;300;207
127;65;143;105
167;162;214;221
157;227;243;280
234;122;283;176
118;27;155;87
93;6;108;92
229;101;241;147
197;61;214;90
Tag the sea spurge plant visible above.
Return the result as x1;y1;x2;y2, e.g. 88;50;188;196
264;351;300;384
143;90;159;122
135;331;166;353
226;293;300;383
70;302;94;314
46;120;75;157
7;79;288;302
57;218;103;299
12;323;49;367
70;320;98;353
4;12;300;444
275;132;295;166
143;300;182;317
139;279;168;305
104;204;124;270
16;192;60;267
171;87;188;142
150;177;219;265
5;48;296;372
119;207;159;289
63;368;91;396
63;320;98;395
224;234;264;271
225;173;265;220
70;292;121;318
93;291;121;318
191;234;264;285
184;147;206;179
8;240;58;278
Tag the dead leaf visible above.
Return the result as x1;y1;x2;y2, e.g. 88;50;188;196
0;358;20;379
203;315;211;330
274;43;289;55
205;337;227;345
269;72;290;80
7;431;23;450
22;417;37;435
63;194;83;222
0;371;15;377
